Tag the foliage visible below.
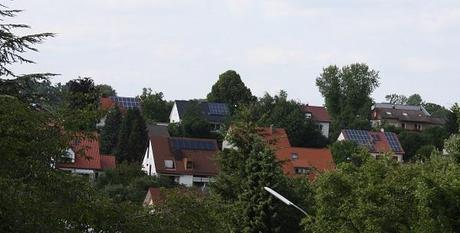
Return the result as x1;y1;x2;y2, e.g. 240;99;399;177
96;163;174;203
139;88;172;123
385;93;408;105
330;140;367;165
152;188;226;233
96;84;117;97
207;70;256;111
398;127;449;161
447;103;460;134
413;145;437;162
115;109;148;163
100;105;122;154
444;134;460;162
168;101;213;138
406;94;423;105
303;153;460;233
235;91;328;148
316;63;379;139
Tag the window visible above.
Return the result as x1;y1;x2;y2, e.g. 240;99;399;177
401;123;406;129
305;113;312;119
149;165;152;175
65;148;75;163
186;161;193;169
295;167;311;174
291;153;298;160
386;112;392;115
402;112;408;116
164;160;175;169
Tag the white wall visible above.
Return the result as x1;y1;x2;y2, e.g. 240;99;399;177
142;141;157;176
319;122;330;138
179;175;194;187
169;103;181;123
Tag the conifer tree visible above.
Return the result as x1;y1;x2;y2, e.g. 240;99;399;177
115;110;135;162
127;109;148;163
100;105;122;154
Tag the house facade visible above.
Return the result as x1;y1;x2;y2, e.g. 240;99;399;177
371;103;445;131
169;100;230;131
302;105;331;138
337;129;405;162
142;135;219;187
56;134;116;179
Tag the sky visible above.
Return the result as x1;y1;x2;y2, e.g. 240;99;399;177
7;0;460;107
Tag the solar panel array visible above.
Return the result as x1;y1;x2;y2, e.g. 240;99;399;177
344;130;374;150
384;132;403;153
170;138;216;151
208;103;229;115
111;96;140;109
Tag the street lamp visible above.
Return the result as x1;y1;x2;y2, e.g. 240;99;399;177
264;186;307;216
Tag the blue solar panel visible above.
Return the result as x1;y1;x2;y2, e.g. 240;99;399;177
208;103;229;115
344;129;374;151
111;96;140;109
170;138;216;151
384;132;403;153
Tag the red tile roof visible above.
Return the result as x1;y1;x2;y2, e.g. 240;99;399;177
277;147;335;179
100;97;116;111
303;105;331;122
57;133;116;171
341;129;405;155
256;127;291;149
257;127;335;179
150;136;219;176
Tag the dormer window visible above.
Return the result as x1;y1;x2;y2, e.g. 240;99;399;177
164;160;175;169
386;112;392;115
291;153;298;160
402;112;408;116
305;113;312;119
186;161;193;169
295;167;311;174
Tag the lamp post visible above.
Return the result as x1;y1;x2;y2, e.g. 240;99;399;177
264;186;307;216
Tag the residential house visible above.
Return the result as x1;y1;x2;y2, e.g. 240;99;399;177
337;129;405;162
223;127;335;179
143;187;165;206
98;96;141;127
56;134;116;179
302;105;331;138
142;135;219;187
371;103;445;131
169;100;230;131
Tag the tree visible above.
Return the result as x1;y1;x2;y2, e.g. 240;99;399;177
406;94;423;105
96;84;117;97
139;88;172;123
385;93;408;105
330;140;364;165
444;134;460;162
115;109;148;163
168;101;212;138
235;91;328;148
100;105;122;154
207;70;256;111
316;63;380;139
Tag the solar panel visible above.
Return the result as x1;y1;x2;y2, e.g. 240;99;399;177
170;138;216;151
208;103;229;115
111;96;140;109
384;132;403;153
344;129;374;151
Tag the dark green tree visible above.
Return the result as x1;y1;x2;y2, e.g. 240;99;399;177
330;140;363;165
115;110;135;162
100;105;122;154
316;63;380;139
406;94;423;105
207;70;256;110
139;88;173;123
96;84;117;97
115;109;148;163
385;93;408;105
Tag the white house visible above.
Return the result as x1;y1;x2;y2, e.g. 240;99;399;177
302;105;331;138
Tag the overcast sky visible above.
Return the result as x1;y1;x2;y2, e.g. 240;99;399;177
8;0;460;106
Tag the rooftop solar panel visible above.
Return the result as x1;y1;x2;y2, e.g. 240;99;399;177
208;103;229;116
170;138;216;151
384;132;403;153
111;96;140;109
344;129;374;151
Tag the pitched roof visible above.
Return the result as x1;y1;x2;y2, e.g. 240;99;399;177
256;127;335;179
256;127;291;149
341;129;405;155
277;147;335;179
174;100;230;124
57;133;116;171
100;96;140;112
372;103;444;125
303;105;331;122
150;135;219;176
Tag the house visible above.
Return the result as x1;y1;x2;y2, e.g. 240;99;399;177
169;100;230;131
223;127;335;179
337;129;404;162
302;105;331;138
56;134;116;179
142;135;219;187
143;187;165;206
98;96;141;127
371;103;445;131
